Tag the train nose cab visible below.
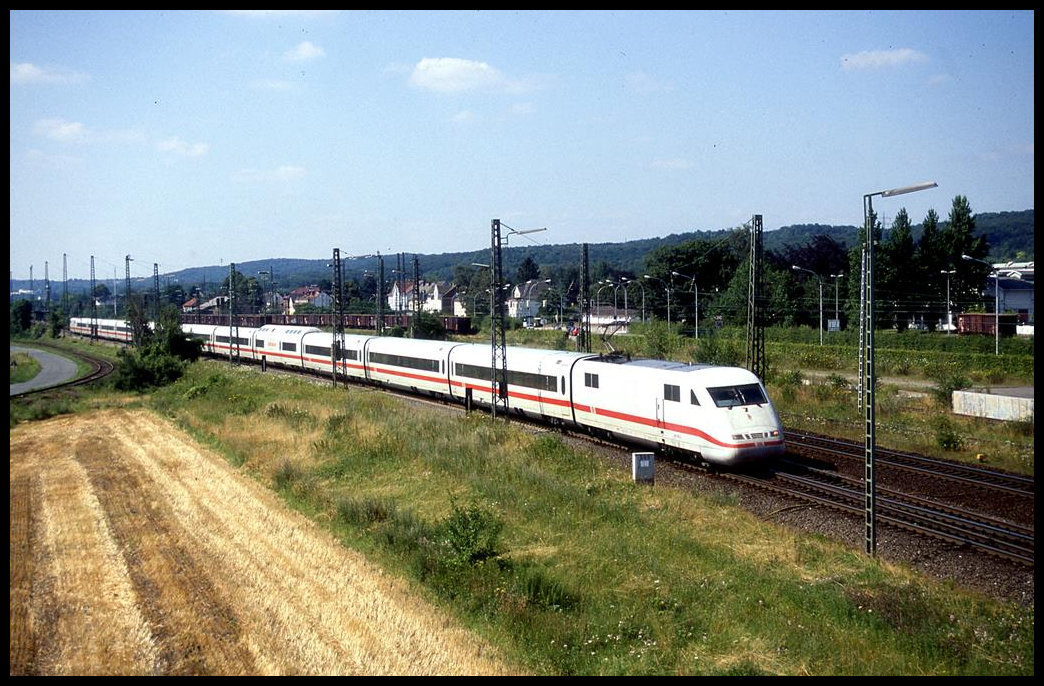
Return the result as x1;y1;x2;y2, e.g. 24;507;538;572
705;382;784;460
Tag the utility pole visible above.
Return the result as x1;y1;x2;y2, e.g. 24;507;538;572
376;252;385;335
580;243;591;352
491;219;508;419
228;262;238;365
153;262;161;321
90;255;97;341
331;248;345;386
411;255;420;338
745;215;765;381
125;255;133;320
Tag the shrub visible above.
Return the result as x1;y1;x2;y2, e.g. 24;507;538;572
933;417;964;452
112;344;187;391
440;499;504;567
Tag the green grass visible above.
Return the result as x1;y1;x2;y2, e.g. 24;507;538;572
9;352;41;384
140;360;1033;676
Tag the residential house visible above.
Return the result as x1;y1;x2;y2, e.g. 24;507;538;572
387;280;458;314
507;279;552;326
285;285;332;315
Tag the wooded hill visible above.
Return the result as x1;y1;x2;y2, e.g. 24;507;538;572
14;210;1032;296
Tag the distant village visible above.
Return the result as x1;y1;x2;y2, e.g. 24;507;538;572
179;278;568;328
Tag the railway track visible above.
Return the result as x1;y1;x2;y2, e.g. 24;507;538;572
785;429;1034;497
699;430;1036;567
713;460;1034;566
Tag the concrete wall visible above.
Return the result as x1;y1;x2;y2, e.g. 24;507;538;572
952;390;1034;421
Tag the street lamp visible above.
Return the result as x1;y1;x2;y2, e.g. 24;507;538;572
625;277;646;323
643;275;671;330
672;271;698;339
830;273;844;330
940;269;955;334
596;281;614;323
861;180;938;558
792;265;823;346
962;255;999;355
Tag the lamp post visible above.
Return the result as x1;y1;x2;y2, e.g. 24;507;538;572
830;273;844;331
596;281;613;324
962;255;999;355
940;269;955;334
643;275;671;330
862;180;938;558
626;277;646;323
792;265;823;346
672;271;697;339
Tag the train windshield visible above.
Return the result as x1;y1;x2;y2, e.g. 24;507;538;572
707;383;767;408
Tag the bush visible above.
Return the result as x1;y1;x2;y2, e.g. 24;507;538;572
440;499;504;567
933;417;964;452
112;344;187;391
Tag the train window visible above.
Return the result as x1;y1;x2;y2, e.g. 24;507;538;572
455;363;491;381
690;389;700;406
707;383;767;408
340;349;358;361
507;370;557;392
305;344;332;357
453;363;554;391
585;372;599;388
216;335;229;343
369;351;439;373
255;339;265;348
664;384;680;402
281;342;297;352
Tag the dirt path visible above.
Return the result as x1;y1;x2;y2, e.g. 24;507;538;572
10;408;522;676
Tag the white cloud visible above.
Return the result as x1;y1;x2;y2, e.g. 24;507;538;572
409;57;506;93
32;117;86;141
284;41;325;62
233;165;306;182
157;137;209;157
11;61;89;85
840;48;928;70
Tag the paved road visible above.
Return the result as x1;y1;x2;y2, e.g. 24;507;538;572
10;344;80;395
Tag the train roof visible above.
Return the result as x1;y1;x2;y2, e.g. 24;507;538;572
589;354;716;372
256;324;322;334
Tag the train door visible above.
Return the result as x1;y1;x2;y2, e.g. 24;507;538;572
660;381;683;444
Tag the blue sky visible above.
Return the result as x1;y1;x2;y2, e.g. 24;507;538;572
10;10;1034;280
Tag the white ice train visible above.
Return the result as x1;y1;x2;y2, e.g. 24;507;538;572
70;317;785;467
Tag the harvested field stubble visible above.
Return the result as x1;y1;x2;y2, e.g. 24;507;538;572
9;409;521;676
